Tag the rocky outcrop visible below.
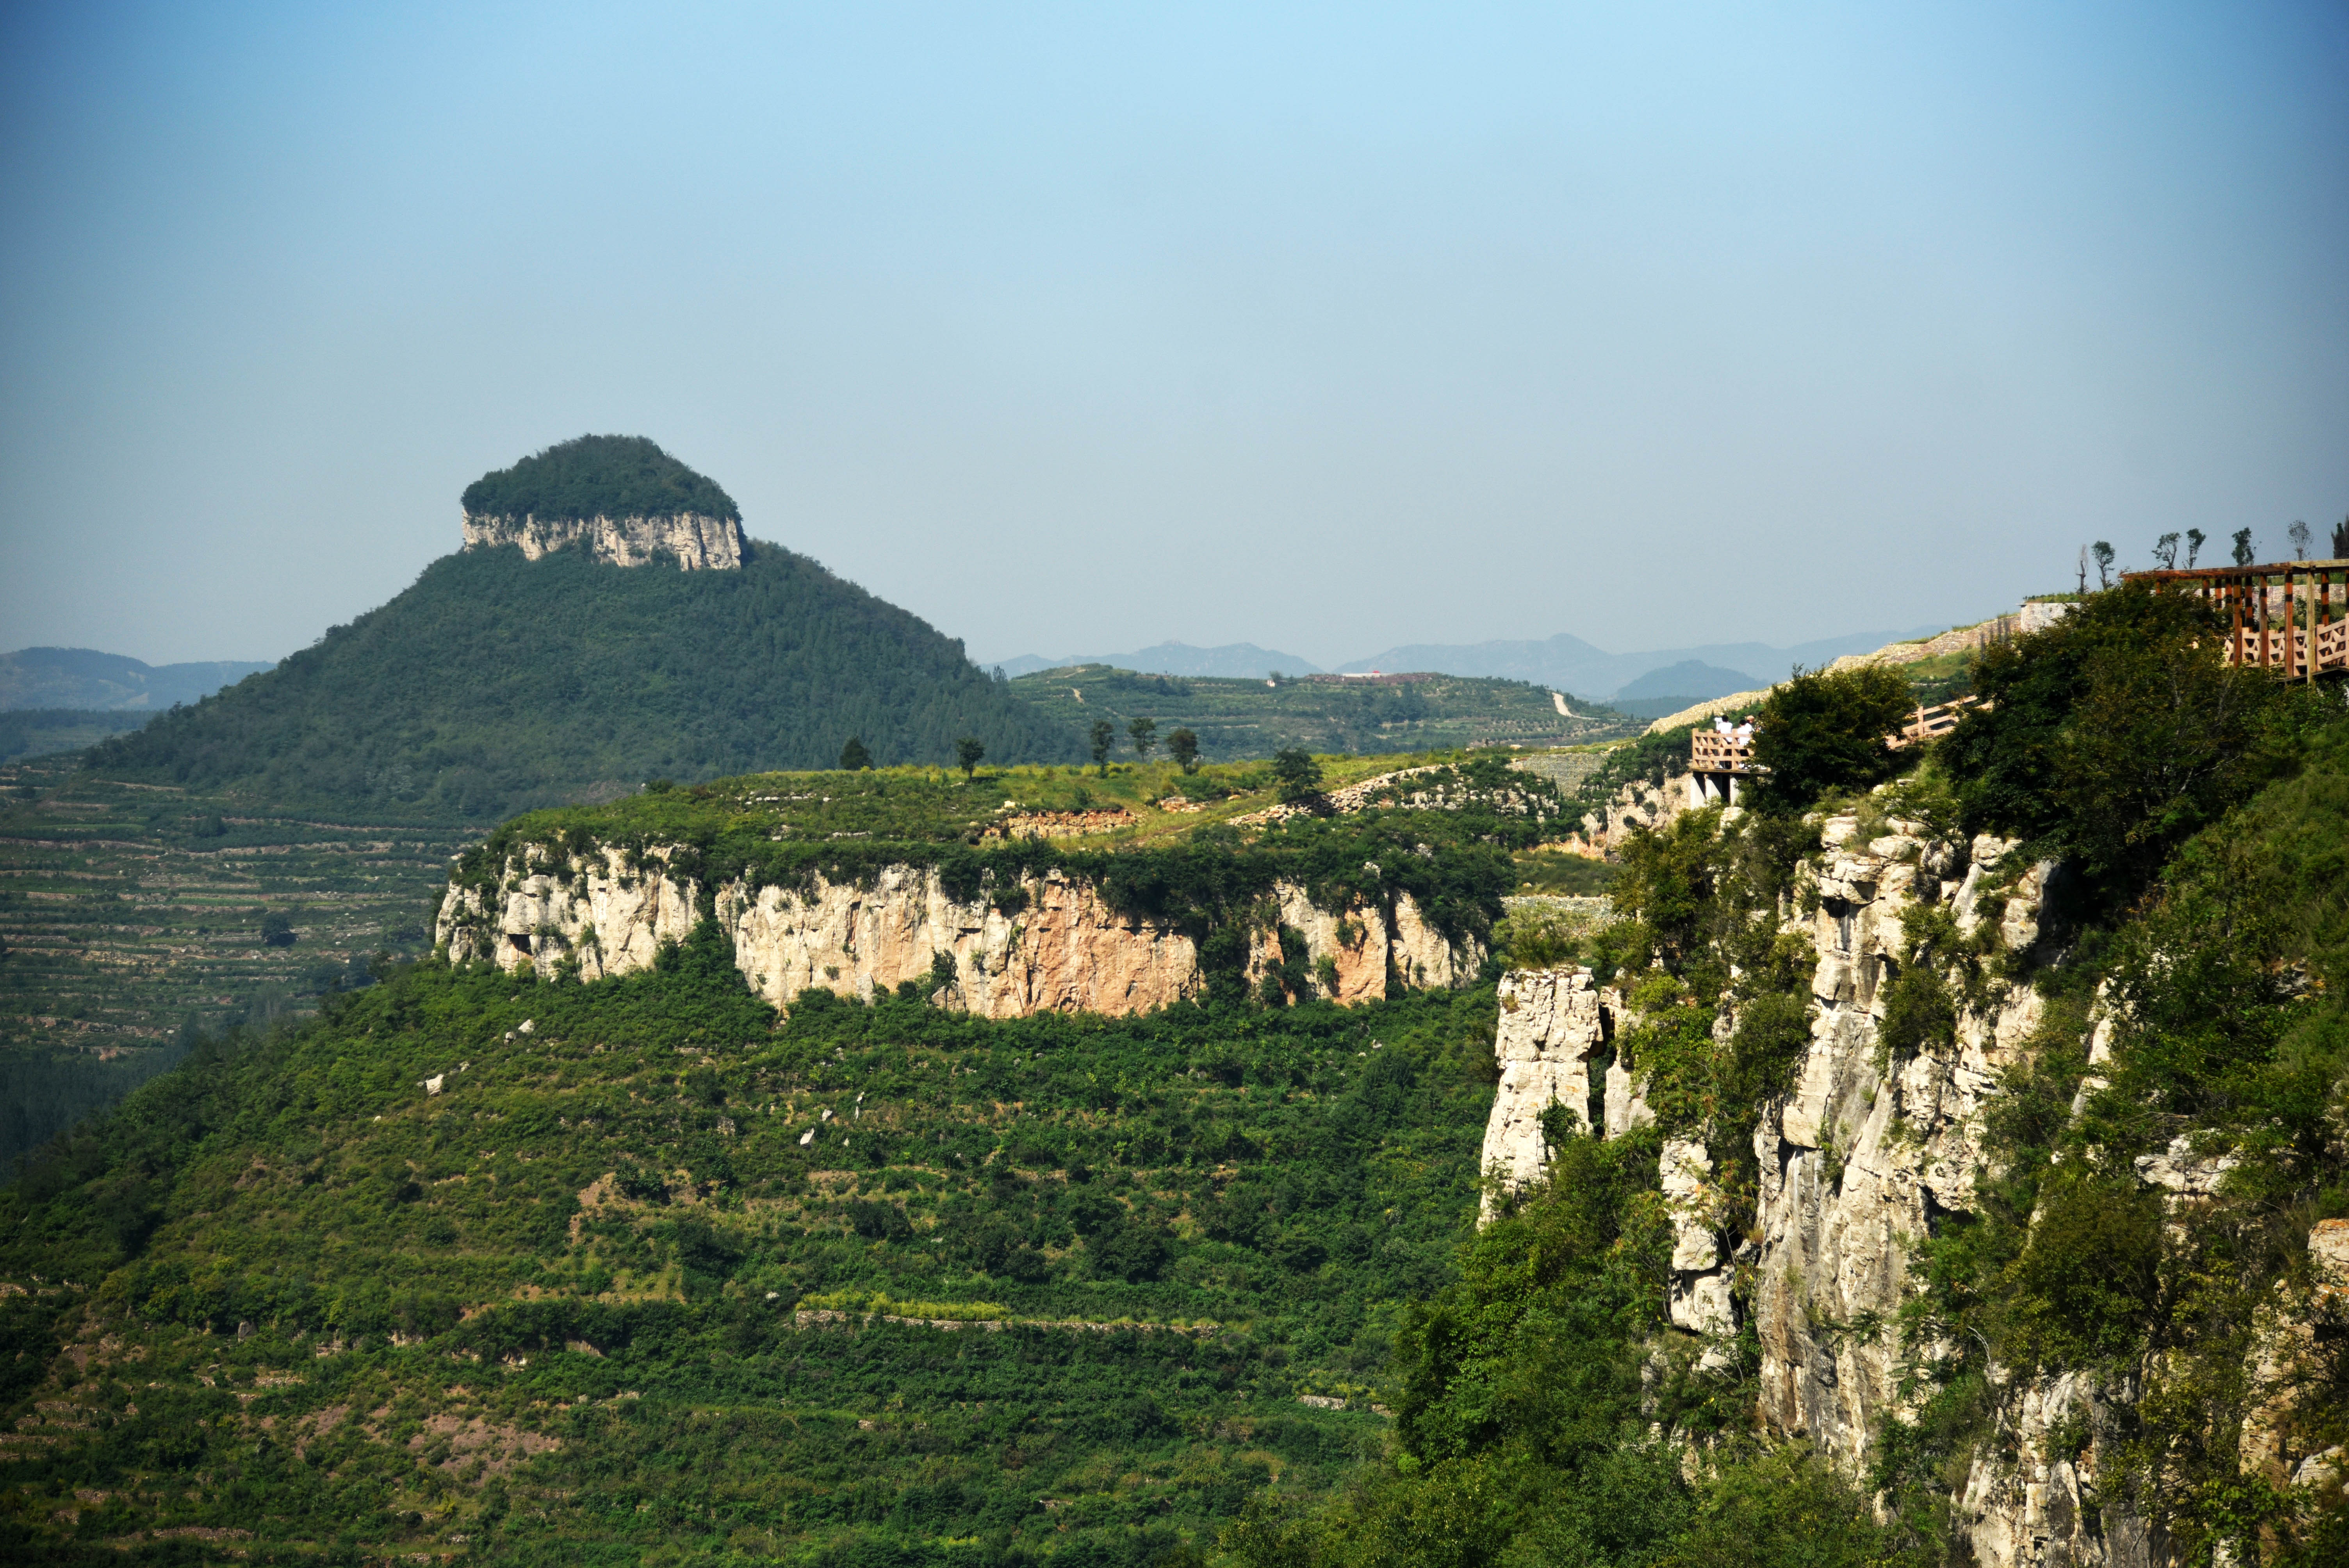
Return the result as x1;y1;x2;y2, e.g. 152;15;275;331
1480;968;1608;1216
461;510;744;570
437;850;1480;1019
981;808;1137;841
1577;768;1693;852
1473;793;2217;1558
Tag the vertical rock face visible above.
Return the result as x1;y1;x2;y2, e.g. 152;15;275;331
1748;815;2067;1488
1481;969;1608;1218
460;511;745;570
436;852;1481;1019
1473;799;2189;1560
1579;767;1693;852
721;867;1208;1018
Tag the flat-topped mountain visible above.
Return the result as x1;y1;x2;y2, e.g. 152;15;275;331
459;434;745;570
84;439;1076;817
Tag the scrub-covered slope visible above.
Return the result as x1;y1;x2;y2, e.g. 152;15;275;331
0;930;1498;1563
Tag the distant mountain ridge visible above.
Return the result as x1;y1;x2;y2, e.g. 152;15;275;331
1335;627;1949;698
991;641;1325;679
986;625;1951;699
0;647;275;712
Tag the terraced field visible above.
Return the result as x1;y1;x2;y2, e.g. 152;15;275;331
0;751;478;1165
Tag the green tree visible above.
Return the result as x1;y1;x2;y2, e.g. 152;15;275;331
2231;527;2255;566
1089;720;1116;775
839;736;873;771
1943;580;2299;909
1128;716;1157;761
954;736;985;780
2333;515;2349;558
1749;665;1915;811
2185;526;2206;567
1167;727;1201;775
2288;519;2311;559
259;911;296;948
1271;748;1323;802
2091;540;2116;588
2151;532;2179;570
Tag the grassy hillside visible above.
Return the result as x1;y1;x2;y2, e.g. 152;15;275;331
1007;667;1633;762
86;545;1080;822
0;928;1499;1563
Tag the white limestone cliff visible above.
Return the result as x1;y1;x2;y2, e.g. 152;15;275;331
1480;968;1608;1216
1471;797;2219;1559
436;848;1480;1019
461;510;745;570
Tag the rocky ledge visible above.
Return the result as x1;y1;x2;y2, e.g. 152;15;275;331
460;510;744;570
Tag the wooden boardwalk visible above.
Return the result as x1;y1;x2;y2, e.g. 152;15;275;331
2126;558;2349;681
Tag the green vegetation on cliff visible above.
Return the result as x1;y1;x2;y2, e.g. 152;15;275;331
86;545;1077;820
444;749;1593;992
460;435;740;521
1234;584;2349;1566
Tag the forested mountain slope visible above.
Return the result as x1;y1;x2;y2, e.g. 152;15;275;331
84;544;1077;821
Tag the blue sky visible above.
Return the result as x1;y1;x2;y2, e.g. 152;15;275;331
2;1;2344;668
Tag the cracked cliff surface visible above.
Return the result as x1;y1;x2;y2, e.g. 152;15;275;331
1476;798;2158;1560
437;847;1478;1018
460;510;745;570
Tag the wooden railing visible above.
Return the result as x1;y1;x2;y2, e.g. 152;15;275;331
1689;731;1756;774
2124;559;2349;681
1886;695;1986;750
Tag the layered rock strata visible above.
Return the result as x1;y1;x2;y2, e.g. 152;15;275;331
437;850;1477;1019
460;510;745;570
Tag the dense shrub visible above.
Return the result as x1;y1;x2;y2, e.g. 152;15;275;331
1749;663;1916;811
460;433;739;521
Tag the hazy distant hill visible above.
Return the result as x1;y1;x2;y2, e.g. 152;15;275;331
1337;626;1946;698
0;646;274;711
86;440;1081;819
994;625;1960;697
991;641;1325;679
1612;659;1765;702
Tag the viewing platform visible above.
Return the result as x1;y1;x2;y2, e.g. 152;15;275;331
2128;559;2349;681
1685;695;1989;806
1688;728;1755;805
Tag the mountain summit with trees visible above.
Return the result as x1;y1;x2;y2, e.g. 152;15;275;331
460;434;740;523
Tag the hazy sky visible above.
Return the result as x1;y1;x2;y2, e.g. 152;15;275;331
3;2;2344;670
